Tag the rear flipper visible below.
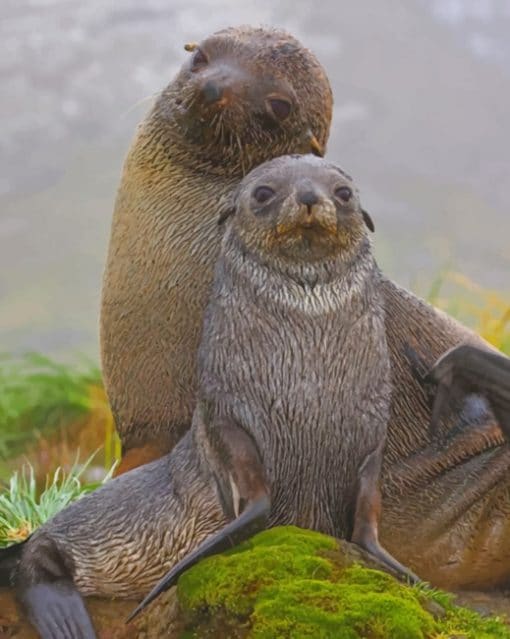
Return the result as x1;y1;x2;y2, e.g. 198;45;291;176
14;533;97;639
426;345;510;438
5;433;229;637
351;442;420;584
128;407;270;621
21;582;96;639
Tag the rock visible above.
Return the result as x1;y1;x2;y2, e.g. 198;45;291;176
0;588;183;638
2;527;509;638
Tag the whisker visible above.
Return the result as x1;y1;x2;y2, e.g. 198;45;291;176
121;90;162;119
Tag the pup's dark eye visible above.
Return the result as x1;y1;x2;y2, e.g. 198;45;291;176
267;98;292;121
253;186;276;203
191;48;208;70
334;186;353;203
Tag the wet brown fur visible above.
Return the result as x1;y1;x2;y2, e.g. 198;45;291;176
378;286;510;590
100;26;333;461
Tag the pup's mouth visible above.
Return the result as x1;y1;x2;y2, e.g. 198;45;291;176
276;218;337;238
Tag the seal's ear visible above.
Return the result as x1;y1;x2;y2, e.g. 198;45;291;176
361;208;375;233
218;204;236;226
218;189;239;225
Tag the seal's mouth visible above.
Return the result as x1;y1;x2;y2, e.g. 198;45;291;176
276;221;337;239
275;203;338;237
297;219;326;230
265;210;356;261
273;217;341;252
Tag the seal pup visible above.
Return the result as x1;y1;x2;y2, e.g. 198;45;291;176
1;156;415;637
100;25;333;473
127;153;416;616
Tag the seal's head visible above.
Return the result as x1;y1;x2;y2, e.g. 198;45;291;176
156;26;332;173
226;155;374;264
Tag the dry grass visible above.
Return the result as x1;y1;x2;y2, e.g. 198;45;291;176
427;271;510;354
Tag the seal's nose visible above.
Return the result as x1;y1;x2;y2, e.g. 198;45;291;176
298;190;319;208
202;80;223;104
199;64;247;107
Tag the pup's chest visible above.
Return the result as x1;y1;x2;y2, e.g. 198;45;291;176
212;301;390;424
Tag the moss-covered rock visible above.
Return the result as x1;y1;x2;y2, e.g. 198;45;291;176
1;526;509;638
177;526;510;639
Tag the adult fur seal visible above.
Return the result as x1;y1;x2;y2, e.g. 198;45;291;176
102;27;510;593
101;25;332;473
104;39;510;586
2;156;414;638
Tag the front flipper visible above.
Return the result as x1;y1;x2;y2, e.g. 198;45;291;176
127;408;270;622
426;344;510;438
14;533;97;639
351;443;419;584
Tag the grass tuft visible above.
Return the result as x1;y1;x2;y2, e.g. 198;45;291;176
0;455;115;547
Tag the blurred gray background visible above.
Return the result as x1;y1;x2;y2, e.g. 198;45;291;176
1;0;509;357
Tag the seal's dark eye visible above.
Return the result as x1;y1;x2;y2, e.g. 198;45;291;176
334;186;353;203
191;48;208;70
253;186;276;203
267;98;292;121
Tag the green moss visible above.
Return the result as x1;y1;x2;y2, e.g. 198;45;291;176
179;527;336;617
250;578;434;639
177;526;510;639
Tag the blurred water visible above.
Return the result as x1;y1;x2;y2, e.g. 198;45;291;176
1;0;509;356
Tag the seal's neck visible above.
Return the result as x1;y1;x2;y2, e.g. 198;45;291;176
218;229;380;316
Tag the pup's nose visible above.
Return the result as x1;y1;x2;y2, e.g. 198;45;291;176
298;191;319;208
